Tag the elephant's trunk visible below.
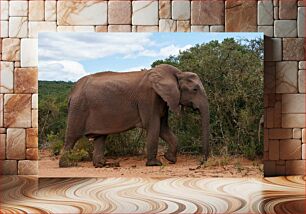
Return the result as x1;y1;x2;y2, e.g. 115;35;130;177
199;98;209;161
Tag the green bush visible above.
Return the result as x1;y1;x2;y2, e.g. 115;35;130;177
106;128;145;156
74;137;93;161
48;132;92;165
47;132;64;156
59;149;88;167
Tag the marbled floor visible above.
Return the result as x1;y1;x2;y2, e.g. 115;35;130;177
0;176;305;214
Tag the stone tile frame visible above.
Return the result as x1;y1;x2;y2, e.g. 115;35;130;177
0;0;305;176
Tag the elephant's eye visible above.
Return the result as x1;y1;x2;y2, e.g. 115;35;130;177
193;87;198;92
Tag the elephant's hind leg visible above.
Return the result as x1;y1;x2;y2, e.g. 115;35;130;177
93;135;107;168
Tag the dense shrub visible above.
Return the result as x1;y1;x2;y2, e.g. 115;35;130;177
153;38;264;158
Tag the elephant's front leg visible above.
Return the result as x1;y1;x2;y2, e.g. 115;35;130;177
93;135;107;168
160;129;177;164
146;119;162;166
160;116;177;164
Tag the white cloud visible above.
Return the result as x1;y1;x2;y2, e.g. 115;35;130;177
139;44;192;58
39;60;89;81
118;65;150;72
39;33;192;61
38;33;193;81
38;33;155;62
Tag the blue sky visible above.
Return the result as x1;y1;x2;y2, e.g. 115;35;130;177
38;32;262;81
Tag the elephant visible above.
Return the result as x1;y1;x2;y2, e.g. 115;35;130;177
59;64;209;167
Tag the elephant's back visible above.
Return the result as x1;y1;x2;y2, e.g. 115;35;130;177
89;71;146;84
86;71;146;95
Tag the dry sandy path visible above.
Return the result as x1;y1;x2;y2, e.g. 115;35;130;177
39;152;263;178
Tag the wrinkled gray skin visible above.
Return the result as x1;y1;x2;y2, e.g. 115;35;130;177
59;64;209;167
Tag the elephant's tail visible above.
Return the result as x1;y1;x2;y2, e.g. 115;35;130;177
67;96;71;109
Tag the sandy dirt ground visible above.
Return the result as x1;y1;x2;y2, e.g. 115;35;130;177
39;150;263;178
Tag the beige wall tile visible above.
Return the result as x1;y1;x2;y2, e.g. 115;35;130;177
18;160;38;175
14;68;38;93
0;21;9;37
159;19;176;32
285;160;305;175
293;128;302;139
279;0;297;19
264;160;276;176
57;1;107;25
177;20;190;32
136;26;159;32
9;17;28;38
0;61;14;93
4;94;31;128
191;25;209;32
269;128;292;139
274;20;297;37
32;110;38;128
21;38;38;67
29;1;45;21
0;134;5;159
9;1;28;17
0;95;3;128
0;160;17;175
298;70;305;93
2;38;20;61
280;139;302;160
297;7;305;37
193;0;224;25
0;1;9;21
26;128;38;148
32;94;38;109
210;25;225;32
45;1;57;21
282;114;305;128
26;148;38;160
258;0;273;25
108;25;131;32
276;61;298;93
282;94;305;113
57;26;95;32
108;1;131;24
172;1;190;21
269;140;279;160
159;1;171;19
132;1;158;25
225;0;256;31
29;21;57;38
283;38;305;61
6;128;26;159
95;26;108;32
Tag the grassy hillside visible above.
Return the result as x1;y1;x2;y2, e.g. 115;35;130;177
38;81;74;148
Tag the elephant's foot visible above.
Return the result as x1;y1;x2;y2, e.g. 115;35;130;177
164;152;177;164
199;155;208;165
146;158;162;166
93;158;106;168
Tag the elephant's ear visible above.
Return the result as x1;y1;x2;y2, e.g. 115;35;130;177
148;66;180;113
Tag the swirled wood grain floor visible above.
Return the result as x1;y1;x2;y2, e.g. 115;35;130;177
0;176;305;214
